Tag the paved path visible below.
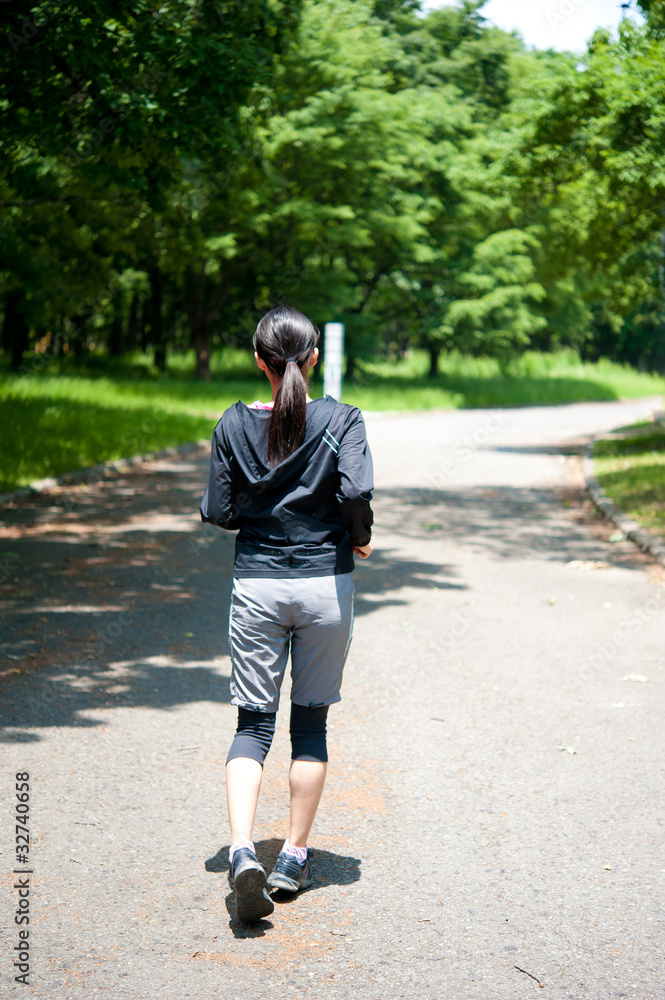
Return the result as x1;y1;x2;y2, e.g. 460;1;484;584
1;397;663;999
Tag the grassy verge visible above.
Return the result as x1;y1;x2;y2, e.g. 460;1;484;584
1;349;663;492
0;392;213;493
593;424;665;542
345;349;664;410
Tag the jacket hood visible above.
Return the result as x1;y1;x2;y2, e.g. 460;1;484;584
223;395;338;488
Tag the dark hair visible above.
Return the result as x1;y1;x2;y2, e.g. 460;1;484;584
253;306;319;466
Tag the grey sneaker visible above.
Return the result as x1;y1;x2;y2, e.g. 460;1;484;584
267;849;313;893
230;847;274;922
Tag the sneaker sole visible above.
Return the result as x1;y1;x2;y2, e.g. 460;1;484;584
267;871;313;893
234;867;275;922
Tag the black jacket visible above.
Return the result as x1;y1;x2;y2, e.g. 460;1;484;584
200;395;374;577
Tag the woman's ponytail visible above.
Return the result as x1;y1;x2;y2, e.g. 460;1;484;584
253;308;320;467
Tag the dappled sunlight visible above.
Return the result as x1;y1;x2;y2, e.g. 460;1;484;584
0;447;237;741
0;651;232;741
353;545;465;616
2;415;654;752
371;483;613;564
10;603;127;614
0;446;478;744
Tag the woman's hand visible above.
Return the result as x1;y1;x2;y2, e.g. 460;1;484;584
352;542;373;559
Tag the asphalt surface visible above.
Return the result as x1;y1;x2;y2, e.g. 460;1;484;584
1;396;664;1000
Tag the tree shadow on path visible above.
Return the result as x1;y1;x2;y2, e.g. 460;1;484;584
0;452;469;740
372;483;646;564
1;449;646;743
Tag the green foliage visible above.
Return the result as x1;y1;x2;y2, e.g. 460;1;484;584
443;230;546;358
637;0;665;36
3;0;665;383
0;0;302;373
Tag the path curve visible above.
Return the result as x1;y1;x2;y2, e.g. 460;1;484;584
1;397;663;999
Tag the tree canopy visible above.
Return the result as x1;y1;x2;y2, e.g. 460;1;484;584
2;0;665;378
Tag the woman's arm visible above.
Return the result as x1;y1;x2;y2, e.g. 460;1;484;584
200;419;240;529
336;408;374;552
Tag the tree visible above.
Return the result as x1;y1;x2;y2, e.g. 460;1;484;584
214;0;468;378
443;229;546;357
0;0;302;374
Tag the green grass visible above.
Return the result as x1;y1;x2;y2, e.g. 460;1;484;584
594;425;665;541
1;348;663;492
0;392;213;493
344;349;665;410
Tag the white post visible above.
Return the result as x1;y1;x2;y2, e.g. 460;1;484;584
323;322;344;401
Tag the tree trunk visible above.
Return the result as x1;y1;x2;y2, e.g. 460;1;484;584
193;327;211;381
187;270;211;381
1;299;13;353
345;353;356;382
140;296;149;353
126;294;140;351
108;301;124;357
3;291;30;372
69;315;87;358
149;270;166;371
428;343;440;379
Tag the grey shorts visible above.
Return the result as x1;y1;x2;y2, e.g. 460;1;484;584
228;573;355;712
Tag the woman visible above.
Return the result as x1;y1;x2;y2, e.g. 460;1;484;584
200;306;374;923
